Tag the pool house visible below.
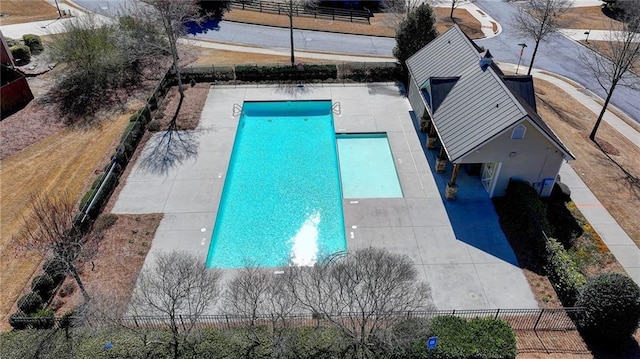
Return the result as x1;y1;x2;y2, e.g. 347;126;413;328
406;25;575;199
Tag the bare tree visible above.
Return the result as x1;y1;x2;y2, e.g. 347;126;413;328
224;266;299;358
449;0;464;20
278;0;318;66
286;248;434;358
15;192;98;306
381;0;425;31
129;250;222;359
135;0;203;123
511;0;573;75
580;9;640;141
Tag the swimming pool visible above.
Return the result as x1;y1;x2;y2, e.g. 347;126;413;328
337;134;403;198
206;101;346;268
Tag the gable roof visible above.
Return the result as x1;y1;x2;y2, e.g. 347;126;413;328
406;25;574;162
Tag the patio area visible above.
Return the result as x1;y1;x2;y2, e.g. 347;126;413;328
111;83;537;310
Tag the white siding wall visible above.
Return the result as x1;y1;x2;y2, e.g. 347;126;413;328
408;77;426;119
459;120;565;197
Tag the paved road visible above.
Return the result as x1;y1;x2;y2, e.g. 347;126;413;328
71;0;396;56
474;0;640;124
190;22;395;57
71;0;639;123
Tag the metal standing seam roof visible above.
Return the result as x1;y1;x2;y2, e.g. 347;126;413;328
406;25;574;162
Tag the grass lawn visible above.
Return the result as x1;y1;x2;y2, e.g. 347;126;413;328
0;0;59;25
559;6;624;30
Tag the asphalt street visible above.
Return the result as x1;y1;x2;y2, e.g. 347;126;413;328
475;0;640;124
71;0;639;123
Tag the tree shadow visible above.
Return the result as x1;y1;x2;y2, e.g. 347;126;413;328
274;83;318;97
594;140;640;200
138;122;200;175
186;18;220;35
588;334;640;359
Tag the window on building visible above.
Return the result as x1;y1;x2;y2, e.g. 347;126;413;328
511;124;526;139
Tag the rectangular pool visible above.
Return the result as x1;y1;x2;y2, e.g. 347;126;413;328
206;101;346;268
337;134;403;198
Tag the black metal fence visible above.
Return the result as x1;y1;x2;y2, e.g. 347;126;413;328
39;308;584;332
231;0;372;23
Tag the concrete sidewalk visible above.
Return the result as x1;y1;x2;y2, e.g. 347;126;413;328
497;61;640;286
560;28;640;43
559;164;640;285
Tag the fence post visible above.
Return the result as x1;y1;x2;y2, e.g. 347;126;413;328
226;315;230;330
494;308;500;320
134;315;139;328
533;308;545;331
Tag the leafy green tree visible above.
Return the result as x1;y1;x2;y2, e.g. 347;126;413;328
393;3;438;64
47;16;148;118
575;272;640;347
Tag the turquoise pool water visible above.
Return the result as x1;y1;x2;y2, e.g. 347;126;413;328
206;101;346;268
337;134;403;198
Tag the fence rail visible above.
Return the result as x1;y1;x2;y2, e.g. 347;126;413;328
231;0;371;23
41;308;585;332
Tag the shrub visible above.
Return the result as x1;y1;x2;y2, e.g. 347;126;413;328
17;292;43;314
94;213;118;231
30;273;56;301
30;309;55;329
545;238;586;305
8;312;30;330
390;318;431;359
147;119;162;132
427;316;516;359
340;63;402;82
5;37;19;47
9;45;31;63
22;34;43;53
42;256;67;284
576;273;640;347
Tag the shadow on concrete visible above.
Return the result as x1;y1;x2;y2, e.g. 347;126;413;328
139;126;200;175
409;111;520;266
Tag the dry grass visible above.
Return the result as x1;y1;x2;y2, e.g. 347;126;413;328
223;7;482;39
0;0;59;26
191;47;336;66
53;214;163;316
533;78;640;247
559;6;623;31
223;8;395;37
434;7;483;39
0;110;135;327
579;40;640;75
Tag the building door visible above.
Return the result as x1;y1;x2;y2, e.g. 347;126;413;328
481;162;499;195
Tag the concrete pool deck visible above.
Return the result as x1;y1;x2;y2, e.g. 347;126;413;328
112;83;537;310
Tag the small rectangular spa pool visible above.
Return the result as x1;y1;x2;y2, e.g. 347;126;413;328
336;133;403;198
206;101;347;269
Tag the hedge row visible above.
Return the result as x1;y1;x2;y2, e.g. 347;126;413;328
545;238;586;306
235;64;338;82
500;180;585;305
427;316;517;359
339;63;402;82
178;63;402;83
1;317;516;359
